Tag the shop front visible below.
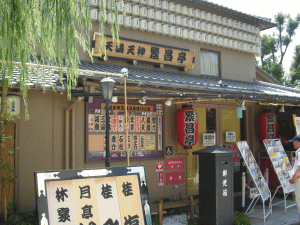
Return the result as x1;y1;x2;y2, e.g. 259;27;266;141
9;0;300;213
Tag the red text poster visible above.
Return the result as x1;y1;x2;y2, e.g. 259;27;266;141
158;172;163;186
166;158;185;171
166;172;177;185
156;162;163;172
166;172;185;185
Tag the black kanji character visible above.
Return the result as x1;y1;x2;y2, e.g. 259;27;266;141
184;123;195;134
79;185;91;199
57;207;70;222
106;42;113;52
184;135;195;145
116;43;125;53
112;143;116;151
164;49;173;61
137;46;146;56
122;182;133;197
101;183;113;199
184;111;195;122
177;52;186;63
80;222;96;225
55;187;68;202
81;204;93;219
124;215;139;225
104;218;119;225
149;47;159;60
127;45;135;55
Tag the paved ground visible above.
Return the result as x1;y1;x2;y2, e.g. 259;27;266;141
248;197;299;225
161;197;300;224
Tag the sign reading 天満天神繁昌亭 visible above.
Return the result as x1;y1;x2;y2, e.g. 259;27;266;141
92;34;195;69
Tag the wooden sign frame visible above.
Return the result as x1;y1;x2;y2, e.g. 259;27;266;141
35;165;152;225
92;33;196;70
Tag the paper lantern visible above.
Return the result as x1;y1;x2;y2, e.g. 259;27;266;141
258;112;277;141
176;106;198;149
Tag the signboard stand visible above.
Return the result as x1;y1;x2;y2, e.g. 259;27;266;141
35;165;152;225
237;141;272;223
263;139;296;212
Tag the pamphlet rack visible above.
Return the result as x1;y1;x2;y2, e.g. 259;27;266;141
237;141;272;223
263;139;296;212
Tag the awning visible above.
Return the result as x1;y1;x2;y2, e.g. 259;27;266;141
5;60;300;105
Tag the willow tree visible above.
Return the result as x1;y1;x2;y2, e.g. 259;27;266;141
0;0;123;222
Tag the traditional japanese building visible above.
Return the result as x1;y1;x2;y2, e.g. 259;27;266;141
5;0;300;212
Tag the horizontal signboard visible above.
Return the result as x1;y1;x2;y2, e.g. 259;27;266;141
92;34;195;69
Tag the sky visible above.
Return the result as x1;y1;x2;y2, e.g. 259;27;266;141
208;0;300;73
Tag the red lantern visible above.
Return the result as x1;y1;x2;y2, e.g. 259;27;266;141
176;105;198;148
258;112;277;141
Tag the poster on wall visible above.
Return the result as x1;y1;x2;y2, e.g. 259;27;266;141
35;166;152;225
236;141;271;201
294;117;300;135
87;101;164;162
203;133;216;146
158;172;163;186
226;144;240;172
226;132;236;143
263;139;294;193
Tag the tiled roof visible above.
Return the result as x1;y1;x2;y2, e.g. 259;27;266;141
77;61;300;103
6;61;300;104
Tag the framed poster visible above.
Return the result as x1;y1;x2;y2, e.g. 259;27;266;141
87;101;164;162
203;133;216;146
35;165;152;225
263;139;294;193
236;141;271;201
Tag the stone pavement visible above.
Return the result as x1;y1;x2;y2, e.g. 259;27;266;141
247;197;299;225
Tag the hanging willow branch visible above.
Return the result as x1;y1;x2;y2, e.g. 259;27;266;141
0;0;123;221
0;0;123;119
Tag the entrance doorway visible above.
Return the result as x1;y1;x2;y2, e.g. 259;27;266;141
187;105;241;196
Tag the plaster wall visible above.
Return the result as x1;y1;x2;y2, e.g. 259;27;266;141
77;23;256;83
15;91;187;212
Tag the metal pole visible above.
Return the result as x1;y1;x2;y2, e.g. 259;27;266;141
242;172;246;208
105;101;110;167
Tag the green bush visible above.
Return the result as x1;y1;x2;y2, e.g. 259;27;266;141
0;202;37;225
152;215;159;225
234;211;251;225
188;217;200;225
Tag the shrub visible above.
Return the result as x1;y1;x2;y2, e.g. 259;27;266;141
188;217;200;225
0;202;37;225
234;211;251;225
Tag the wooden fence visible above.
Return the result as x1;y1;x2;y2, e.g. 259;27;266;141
0;123;15;216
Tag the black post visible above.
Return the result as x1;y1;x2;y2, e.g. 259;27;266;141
105;101;110;167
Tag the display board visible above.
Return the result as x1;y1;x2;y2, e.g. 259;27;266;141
225;144;240;172
236;141;270;201
87;101;163;162
263;139;294;193
35;166;152;225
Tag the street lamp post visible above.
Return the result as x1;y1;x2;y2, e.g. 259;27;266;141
100;77;115;167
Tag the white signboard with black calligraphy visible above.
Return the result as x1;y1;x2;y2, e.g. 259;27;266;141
35;166;152;225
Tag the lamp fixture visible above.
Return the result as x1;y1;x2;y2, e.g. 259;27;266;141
138;98;147;105
111;96;118;103
165;99;172;106
241;100;246;110
279;105;285;113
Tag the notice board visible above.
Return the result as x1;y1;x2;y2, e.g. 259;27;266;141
35;165;152;225
263;139;294;193
87;101;164;162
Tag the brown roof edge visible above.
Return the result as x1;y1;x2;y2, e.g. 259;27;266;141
256;66;282;85
179;0;277;30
